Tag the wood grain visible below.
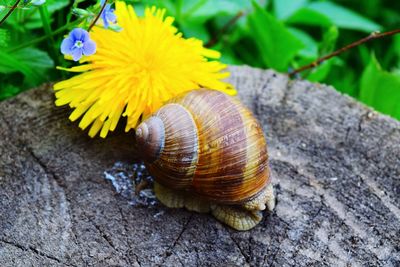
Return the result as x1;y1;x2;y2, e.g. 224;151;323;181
0;66;399;266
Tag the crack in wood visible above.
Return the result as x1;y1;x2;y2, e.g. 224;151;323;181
25;146;85;258
1;67;399;266
91;220;118;252
273;156;397;263
268;246;281;266
253;74;273;118
158;214;193;266
117;206;142;266
279;79;294;107
308;202;323;222
0;238;76;267
26;149;68;191
228;232;250;265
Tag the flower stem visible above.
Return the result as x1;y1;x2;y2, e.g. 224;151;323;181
87;0;107;32
7;20;81;53
38;4;60;66
0;0;21;26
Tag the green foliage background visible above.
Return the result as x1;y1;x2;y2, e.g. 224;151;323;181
1;0;400;120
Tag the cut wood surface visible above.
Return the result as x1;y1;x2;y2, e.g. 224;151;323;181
0;66;399;266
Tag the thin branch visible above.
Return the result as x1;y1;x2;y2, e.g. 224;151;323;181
87;0;107;32
289;29;400;77
0;0;21;26
205;11;245;48
7;20;82;52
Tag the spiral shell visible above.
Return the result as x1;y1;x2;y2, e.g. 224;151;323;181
136;89;270;204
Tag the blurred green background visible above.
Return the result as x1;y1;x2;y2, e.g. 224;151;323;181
1;0;400;120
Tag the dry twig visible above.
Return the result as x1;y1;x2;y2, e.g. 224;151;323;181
289;29;400;77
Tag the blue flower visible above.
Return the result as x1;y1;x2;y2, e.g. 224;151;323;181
100;0;117;28
60;28;96;61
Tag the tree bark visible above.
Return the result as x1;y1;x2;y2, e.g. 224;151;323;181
0;66;399;266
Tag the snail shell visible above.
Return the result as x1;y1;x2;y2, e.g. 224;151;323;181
136;89;274;230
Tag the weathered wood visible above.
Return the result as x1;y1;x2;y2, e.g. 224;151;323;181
0;66;399;266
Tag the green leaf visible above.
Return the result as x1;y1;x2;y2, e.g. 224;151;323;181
0;51;38;84
213;43;243;65
307;2;381;32
360;54;400;119
306;58;341;82
183;0;251;21
273;0;308;20
0;29;10;48
288;27;318;59
327;66;358;97
0;47;53;86
358;45;370;67
233;40;264;68
13;47;54;70
394;102;400;119
20;0;69;29
160;0;250;42
248;1;303;71
319;25;339;56
180;19;209;41
0;84;21;101
134;0;175;16
393;35;400;61
46;0;69;14
286;8;332;27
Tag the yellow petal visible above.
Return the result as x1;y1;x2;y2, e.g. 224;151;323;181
53;0;236;138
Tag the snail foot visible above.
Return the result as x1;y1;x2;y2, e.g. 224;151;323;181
210;204;262;231
242;183;275;212
154;182;185;208
184;196;210;213
154;182;210;213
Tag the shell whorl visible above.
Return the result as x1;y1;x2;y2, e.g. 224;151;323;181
138;89;270;204
143;103;200;190
136;116;165;163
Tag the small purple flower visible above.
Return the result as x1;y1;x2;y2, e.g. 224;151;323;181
100;0;117;28
60;28;96;61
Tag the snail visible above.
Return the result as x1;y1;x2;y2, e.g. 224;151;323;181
135;89;275;231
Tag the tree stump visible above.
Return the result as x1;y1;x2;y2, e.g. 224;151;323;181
0;66;399;266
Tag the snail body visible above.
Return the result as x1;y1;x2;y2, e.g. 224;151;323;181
136;89;275;230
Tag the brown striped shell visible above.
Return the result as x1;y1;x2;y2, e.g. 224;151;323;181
135;89;270;204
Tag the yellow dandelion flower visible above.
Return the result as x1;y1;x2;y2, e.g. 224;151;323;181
54;1;235;138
